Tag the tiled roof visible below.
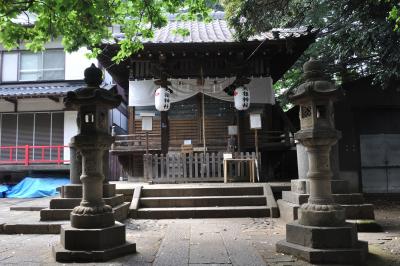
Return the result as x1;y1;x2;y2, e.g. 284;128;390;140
0;82;84;98
110;11;314;44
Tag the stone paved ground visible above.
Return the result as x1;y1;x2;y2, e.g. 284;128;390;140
0;197;51;224
0;197;399;265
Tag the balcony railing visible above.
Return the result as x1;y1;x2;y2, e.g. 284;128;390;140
112;133;162;152
0;145;69;165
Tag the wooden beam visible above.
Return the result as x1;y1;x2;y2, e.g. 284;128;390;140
160;111;169;154
4;98;17;112
237;111;245;152
48;96;60;103
128;106;135;134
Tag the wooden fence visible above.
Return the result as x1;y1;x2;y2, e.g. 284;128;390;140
143;152;260;183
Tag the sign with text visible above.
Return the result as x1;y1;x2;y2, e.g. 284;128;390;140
250;113;262;129
228;125;238;135
142;117;152;131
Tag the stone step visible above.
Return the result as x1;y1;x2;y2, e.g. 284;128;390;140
343;204;375;220
347;219;383;232
116;188;134;202
49;194;125;209
276;239;368;264
113;202;130;222
40;209;71;221
286;222;358;249
9;206;47;211
278;199;376;225
61;183;116;198
0;222;66;234
333;194;365;205
291;179;350;194
140;195;266;208
40;202;130;222
282;191;365;205
281;191;309;205
135;206;270;219
141;186;264;197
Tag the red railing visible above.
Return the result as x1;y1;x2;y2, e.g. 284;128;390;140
0;145;70;165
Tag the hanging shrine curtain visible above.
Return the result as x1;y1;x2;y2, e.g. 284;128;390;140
128;77;275;106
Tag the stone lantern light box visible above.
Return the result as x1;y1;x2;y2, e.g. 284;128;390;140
293;65;337;132
79;105;109;134
298;94;335;131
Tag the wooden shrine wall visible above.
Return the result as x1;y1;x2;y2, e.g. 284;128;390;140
133;119;161;135
130;95;276;151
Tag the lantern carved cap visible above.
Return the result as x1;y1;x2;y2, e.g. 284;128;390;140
290;58;338;103
64;64;121;109
84;63;103;87
303;57;324;80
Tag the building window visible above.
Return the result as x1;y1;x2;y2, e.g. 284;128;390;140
110;108;128;133
20;50;65;81
1;50;65;82
0;112;64;160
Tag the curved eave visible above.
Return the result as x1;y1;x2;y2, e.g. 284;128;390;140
98;32;317;90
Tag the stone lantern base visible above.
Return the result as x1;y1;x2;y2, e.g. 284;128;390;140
60;183;116;198
276;221;368;264
53;222;136;262
277;179;378;231
40;183;129;222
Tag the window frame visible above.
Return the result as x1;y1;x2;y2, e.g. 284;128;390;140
0;49;66;83
18;49;65;81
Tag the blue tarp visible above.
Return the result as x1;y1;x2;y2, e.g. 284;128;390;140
6;177;69;198
0;185;9;198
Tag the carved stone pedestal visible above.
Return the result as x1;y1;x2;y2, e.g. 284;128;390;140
53;222;135;262
276;222;368;264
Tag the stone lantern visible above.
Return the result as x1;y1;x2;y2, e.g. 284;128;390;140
276;58;367;264
53;64;136;262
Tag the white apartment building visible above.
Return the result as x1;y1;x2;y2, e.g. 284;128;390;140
0;42;127;179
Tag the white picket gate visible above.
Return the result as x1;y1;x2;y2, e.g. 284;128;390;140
143;152;259;183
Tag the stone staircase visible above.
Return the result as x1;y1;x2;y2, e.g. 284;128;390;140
130;185;278;219
40;194;130;222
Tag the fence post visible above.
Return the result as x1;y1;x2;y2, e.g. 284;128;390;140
57;146;61;165
143;155;148;179
24;145;29;166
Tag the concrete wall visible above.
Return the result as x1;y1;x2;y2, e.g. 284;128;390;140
339;171;359;193
1;41;96;82
295;141;359;191
0;38;64;51
0;98;65;112
63;111;78;161
65;47;96;80
0;101;15;112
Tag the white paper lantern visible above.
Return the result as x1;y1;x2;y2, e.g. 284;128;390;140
234;86;250;110
155;87;170;111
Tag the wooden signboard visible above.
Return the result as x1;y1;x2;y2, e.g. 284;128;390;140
250;113;262;129
142;116;152;131
228;125;238;136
